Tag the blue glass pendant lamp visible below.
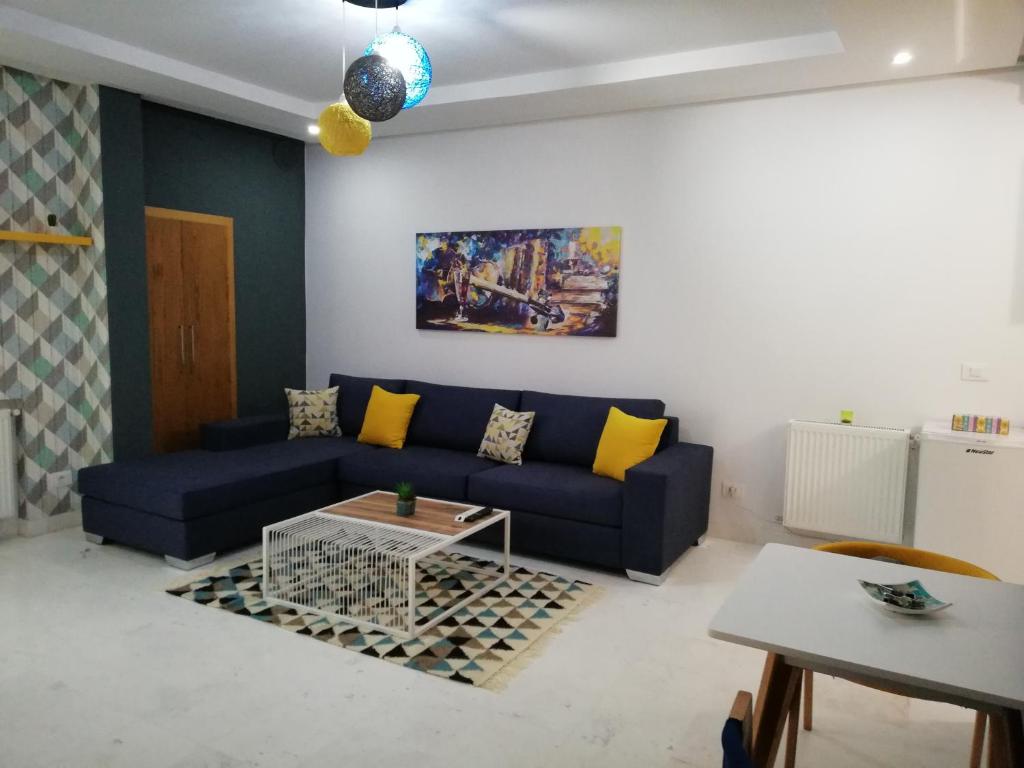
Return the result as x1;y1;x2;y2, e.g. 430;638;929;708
364;26;432;109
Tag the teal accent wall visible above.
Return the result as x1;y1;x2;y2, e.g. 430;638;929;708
98;87;151;459
99;91;306;458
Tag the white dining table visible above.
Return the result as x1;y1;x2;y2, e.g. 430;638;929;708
708;543;1024;767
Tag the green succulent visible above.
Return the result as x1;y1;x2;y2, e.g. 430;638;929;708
395;481;416;501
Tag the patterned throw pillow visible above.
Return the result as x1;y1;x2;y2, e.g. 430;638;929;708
477;404;536;465
285;387;341;439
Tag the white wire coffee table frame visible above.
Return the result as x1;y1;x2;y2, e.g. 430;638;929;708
262;494;510;640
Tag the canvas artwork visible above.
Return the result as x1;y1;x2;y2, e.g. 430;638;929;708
416;227;621;336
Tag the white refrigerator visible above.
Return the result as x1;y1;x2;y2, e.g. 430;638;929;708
913;420;1024;584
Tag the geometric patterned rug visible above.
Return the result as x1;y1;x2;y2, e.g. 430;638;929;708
167;553;599;689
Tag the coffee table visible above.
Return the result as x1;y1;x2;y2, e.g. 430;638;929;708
261;491;510;640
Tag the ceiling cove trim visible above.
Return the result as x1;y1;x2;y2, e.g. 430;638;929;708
0;5;844;134
0;5;313;116
0;6;847;140
426;31;844;106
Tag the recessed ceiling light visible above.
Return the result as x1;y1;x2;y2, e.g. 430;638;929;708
307;124;321;136
892;51;913;66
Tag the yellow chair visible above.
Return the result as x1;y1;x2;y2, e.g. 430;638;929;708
794;541;998;768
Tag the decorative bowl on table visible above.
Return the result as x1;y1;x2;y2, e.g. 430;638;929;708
858;579;952;614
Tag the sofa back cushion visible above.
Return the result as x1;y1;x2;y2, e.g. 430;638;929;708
328;374;407;435
661;416;680;449
521;390;666;466
405;380;522;452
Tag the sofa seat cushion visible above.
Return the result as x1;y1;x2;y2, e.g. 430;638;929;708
338;445;497;501
78;438;370;522
520;390;666;467
468;462;623;528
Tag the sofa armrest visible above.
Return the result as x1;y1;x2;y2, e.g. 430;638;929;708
200;413;289;451
622;441;713;577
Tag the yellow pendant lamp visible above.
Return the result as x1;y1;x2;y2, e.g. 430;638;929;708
318;0;372;157
318;101;371;156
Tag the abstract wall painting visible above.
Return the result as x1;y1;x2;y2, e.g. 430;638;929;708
415;227;621;337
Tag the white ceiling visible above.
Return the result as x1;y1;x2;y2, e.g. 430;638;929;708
1;0;1022;141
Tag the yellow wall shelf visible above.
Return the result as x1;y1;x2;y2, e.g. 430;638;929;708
0;230;93;247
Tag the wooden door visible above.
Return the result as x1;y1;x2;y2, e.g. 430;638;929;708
181;219;237;429
146;207;237;453
146;214;192;453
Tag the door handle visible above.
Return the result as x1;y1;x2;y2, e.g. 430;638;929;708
178;325;186;367
190;324;196;367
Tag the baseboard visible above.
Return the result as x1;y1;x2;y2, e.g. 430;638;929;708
17;516;47;537
47;510;83;533
0;517;17;540
17;510;82;538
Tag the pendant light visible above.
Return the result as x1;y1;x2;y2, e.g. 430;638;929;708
344;53;406;122
319;0;372;156
364;6;431;110
319;102;371;156
343;0;407;122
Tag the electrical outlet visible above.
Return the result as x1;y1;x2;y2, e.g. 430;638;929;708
961;362;989;382
47;470;73;492
721;482;744;500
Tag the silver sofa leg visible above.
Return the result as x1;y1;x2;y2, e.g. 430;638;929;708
165;553;216;570
626;569;665;586
84;532;106;545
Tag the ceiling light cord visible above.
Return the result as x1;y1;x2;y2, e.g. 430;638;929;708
340;0;347;102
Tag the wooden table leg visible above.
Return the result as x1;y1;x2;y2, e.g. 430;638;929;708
784;672;802;768
987;708;1024;768
802;669;813;731
972;712;987;768
752;652;801;767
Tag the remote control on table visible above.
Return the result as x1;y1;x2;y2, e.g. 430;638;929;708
454;506;493;523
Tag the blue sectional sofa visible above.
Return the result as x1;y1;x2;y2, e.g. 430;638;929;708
79;374;713;583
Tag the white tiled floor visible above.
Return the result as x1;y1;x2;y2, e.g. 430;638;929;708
0;529;976;767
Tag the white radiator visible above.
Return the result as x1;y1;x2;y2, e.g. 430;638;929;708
0;409;19;520
783;419;910;543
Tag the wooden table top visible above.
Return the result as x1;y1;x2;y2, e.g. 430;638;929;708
708;544;1024;710
320;491;501;537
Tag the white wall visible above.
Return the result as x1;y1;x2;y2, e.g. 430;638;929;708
305;70;1024;545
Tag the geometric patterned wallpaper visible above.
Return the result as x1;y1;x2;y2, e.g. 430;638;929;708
0;66;112;529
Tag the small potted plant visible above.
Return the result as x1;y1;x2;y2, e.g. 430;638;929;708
395;481;416;517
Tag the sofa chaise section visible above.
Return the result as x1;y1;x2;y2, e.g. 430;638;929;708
79;374;404;568
79;436;372;568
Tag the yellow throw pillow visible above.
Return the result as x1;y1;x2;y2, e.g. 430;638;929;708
592;407;668;482
357;385;421;449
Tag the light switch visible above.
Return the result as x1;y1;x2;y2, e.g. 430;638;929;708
961;363;990;382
